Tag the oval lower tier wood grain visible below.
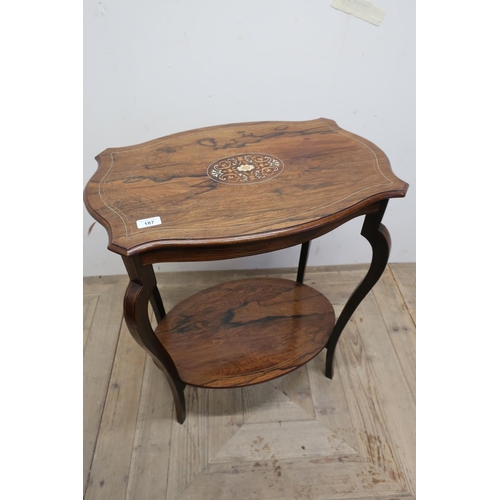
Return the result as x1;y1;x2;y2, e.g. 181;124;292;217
155;278;335;388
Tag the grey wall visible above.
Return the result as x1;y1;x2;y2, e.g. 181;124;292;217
83;0;415;276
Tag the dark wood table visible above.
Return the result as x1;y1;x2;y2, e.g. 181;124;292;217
84;118;408;424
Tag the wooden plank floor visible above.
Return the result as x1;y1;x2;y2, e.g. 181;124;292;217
83;264;416;500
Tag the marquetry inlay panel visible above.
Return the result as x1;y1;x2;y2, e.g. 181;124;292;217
207;153;284;184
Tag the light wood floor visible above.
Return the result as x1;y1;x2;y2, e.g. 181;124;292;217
83;263;416;500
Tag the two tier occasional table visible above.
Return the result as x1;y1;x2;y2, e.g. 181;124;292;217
84;118;408;424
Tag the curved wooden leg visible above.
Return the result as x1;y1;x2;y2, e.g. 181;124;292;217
122;256;186;424
325;202;391;379
152;359;186;424
296;241;311;284
150;285;166;324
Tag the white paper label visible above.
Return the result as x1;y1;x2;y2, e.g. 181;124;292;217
136;216;162;229
330;0;385;26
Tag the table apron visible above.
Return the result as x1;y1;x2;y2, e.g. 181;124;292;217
138;204;381;265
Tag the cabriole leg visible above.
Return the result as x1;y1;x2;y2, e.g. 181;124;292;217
122;256;186;424
325;201;391;379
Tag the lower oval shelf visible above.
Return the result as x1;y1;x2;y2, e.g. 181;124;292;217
155;278;335;388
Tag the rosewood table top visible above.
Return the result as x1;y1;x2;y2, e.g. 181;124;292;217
84;118;408;259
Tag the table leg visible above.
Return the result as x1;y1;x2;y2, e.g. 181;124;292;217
149;284;166;324
296;241;311;284
325;200;391;379
122;256;186;424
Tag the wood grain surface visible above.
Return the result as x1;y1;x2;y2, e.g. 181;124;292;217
84;118;408;257
156;278;335;388
83;264;416;500
83;278;127;493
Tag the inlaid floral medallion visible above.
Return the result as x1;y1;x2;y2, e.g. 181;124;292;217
207;153;284;184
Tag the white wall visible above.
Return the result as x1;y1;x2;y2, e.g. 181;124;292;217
83;0;415;277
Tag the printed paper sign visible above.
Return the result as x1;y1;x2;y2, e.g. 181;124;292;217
136;216;162;229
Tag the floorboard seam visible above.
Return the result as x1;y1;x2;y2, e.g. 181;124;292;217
124;352;149;500
84;315;125;499
388;265;416;328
